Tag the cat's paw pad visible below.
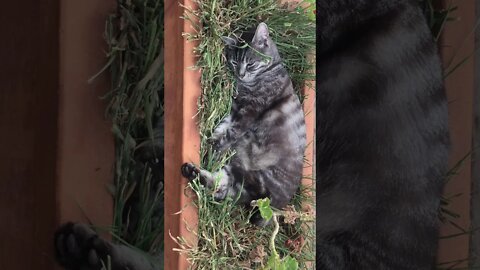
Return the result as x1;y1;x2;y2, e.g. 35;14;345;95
54;222;112;270
181;163;199;180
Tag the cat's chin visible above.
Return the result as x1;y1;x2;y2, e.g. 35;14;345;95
236;77;256;84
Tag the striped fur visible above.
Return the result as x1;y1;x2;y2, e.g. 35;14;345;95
317;0;449;269
182;23;306;225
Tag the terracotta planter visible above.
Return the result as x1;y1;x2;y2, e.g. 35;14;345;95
164;0;201;268
0;1;115;269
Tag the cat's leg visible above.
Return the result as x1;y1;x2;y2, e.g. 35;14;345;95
181;163;233;201
209;113;256;152
181;163;268;222
209;115;233;152
181;163;246;201
54;222;157;270
54;222;112;270
181;163;277;227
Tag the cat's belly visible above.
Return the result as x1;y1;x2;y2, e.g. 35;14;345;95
231;139;257;171
232;132;278;171
231;132;304;202
232;127;305;168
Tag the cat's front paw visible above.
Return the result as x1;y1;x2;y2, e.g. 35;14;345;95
208;135;229;153
54;222;112;270
181;163;200;181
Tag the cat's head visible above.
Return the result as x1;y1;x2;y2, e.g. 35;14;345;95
221;23;280;83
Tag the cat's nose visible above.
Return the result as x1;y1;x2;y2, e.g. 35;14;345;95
238;66;246;78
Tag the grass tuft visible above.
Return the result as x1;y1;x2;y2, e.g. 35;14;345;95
98;0;164;265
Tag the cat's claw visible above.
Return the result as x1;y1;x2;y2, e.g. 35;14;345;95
181;163;200;180
54;222;112;270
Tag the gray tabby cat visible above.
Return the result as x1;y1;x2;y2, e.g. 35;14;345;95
181;22;306;225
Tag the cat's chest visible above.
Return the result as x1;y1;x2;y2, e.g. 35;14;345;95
231;128;268;170
233;126;264;150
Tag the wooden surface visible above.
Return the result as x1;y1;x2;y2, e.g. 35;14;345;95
57;0;115;231
300;16;316;200
471;1;480;267
164;0;201;268
0;2;59;269
302;80;316;270
437;0;475;267
0;1;115;269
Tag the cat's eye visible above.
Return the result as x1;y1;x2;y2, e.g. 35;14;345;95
247;63;255;68
230;60;238;66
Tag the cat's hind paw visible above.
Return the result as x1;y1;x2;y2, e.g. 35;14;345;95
181;163;200;181
54;222;112;270
250;210;272;227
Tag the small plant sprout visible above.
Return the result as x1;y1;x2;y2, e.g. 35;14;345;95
252;198;314;270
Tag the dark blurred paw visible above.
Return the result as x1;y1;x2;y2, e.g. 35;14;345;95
250;210;272;227
54;222;113;270
181;163;200;181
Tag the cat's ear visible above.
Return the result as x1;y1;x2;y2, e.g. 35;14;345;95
221;36;237;47
252;22;270;48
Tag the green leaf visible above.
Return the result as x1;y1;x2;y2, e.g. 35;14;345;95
265;254;298;270
267;253;282;270
257;198;273;221
303;0;316;21
282;256;298;270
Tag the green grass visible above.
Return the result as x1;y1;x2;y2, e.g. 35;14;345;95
175;0;316;269
95;0;164;265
